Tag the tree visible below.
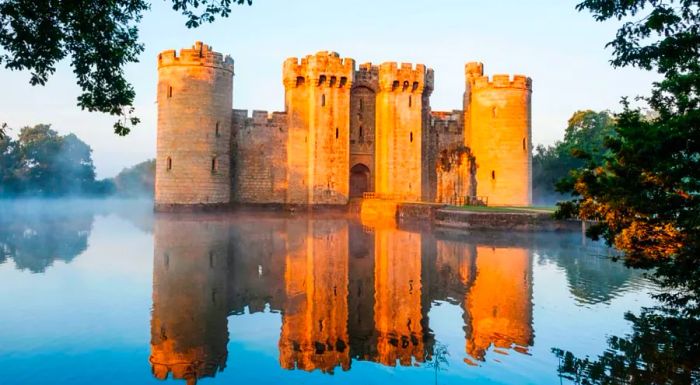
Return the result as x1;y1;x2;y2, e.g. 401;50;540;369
111;159;155;197
557;0;700;316
0;0;252;135
532;110;615;204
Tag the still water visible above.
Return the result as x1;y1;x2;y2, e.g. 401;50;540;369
0;200;655;385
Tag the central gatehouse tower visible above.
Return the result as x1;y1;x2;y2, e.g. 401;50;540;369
154;42;532;211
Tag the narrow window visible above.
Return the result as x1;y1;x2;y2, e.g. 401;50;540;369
491;170;496;180
410;132;413;142
211;157;217;173
409;95;412;107
392;80;400;91
322;94;326;107
329;76;337;87
166;157;172;171
339;77;347;87
492;107;497;118
359;99;363;112
167;86;173;98
522;137;526;151
164;253;169;269
296;76;305;87
359;126;363;139
335;127;339;139
319;75;327;86
403;80;409;91
215;122;220;137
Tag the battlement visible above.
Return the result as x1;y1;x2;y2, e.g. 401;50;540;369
283;51;355;88
377;62;431;93
471;74;532;91
354;63;379;89
431;110;462;122
465;62;484;78
158;41;234;72
233;109;287;128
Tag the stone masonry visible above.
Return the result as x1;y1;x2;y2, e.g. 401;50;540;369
154;42;533;210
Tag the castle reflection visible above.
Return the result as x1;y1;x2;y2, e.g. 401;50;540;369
149;214;534;382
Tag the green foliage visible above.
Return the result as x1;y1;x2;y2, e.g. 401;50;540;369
0;0;252;135
556;0;700;315
533;110;615;204
111;159;155;197
0;124;105;196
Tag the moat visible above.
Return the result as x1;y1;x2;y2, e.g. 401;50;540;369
0;200;655;385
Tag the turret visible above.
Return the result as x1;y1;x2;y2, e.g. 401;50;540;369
464;62;532;206
282;51;355;205
155;41;234;211
375;62;431;200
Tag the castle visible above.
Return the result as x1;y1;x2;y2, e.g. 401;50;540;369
155;42;532;211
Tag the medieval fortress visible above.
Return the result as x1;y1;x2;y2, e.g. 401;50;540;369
155;42;532;211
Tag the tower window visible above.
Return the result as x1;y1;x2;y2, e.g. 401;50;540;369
319;75;327;86
339;77;347;87
166;157;172;171
409;95;412;107
392;80;400;91
296;76;305;87
359;126;363;139
215;122;220;137
329;76;337;87
322;94;326;107
167;86;173;98
211;157;217;173
164;253;169;269
403;80;409;91
492;107;497;118
491;170;496;180
335;127;339;139
523;137;526;151
359;99;363;112
410;132;413;142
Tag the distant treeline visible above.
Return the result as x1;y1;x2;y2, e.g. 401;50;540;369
0;124;154;198
533;110;615;205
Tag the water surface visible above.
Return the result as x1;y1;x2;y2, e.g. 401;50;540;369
0;200;654;384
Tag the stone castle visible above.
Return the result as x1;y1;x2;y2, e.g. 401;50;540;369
155;42;532;210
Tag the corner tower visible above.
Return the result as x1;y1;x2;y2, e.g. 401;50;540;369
283;52;355;206
155;41;234;211
375;63;432;201
465;63;532;206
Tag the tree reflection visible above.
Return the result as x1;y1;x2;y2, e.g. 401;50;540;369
0;203;93;272
553;308;700;384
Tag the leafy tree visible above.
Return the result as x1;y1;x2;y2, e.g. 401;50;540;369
0;133;21;195
0;0;252;135
557;0;700;316
533;110;615;204
111;159;155;197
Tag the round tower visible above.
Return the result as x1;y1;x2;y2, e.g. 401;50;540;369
155;41;234;211
465;63;532;206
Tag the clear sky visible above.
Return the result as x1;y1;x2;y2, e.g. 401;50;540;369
0;0;657;178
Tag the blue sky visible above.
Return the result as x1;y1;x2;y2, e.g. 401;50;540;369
0;0;657;178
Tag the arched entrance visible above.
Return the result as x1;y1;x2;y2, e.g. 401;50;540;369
349;163;371;198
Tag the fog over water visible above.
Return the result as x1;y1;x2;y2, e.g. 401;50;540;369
0;199;655;384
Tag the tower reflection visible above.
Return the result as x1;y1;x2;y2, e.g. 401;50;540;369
149;214;536;381
150;217;229;384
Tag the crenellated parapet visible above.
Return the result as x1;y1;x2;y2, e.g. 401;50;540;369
377;62;430;93
471;74;532;91
158;41;234;72
354;63;379;91
283;51;355;89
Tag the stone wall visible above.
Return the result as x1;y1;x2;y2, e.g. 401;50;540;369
465;62;532;206
283;52;355;205
155;42;234;210
349;63;378;196
232;109;288;204
375;63;432;201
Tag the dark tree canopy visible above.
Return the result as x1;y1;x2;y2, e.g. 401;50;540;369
0;0;252;135
533;110;615;204
556;0;700;316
